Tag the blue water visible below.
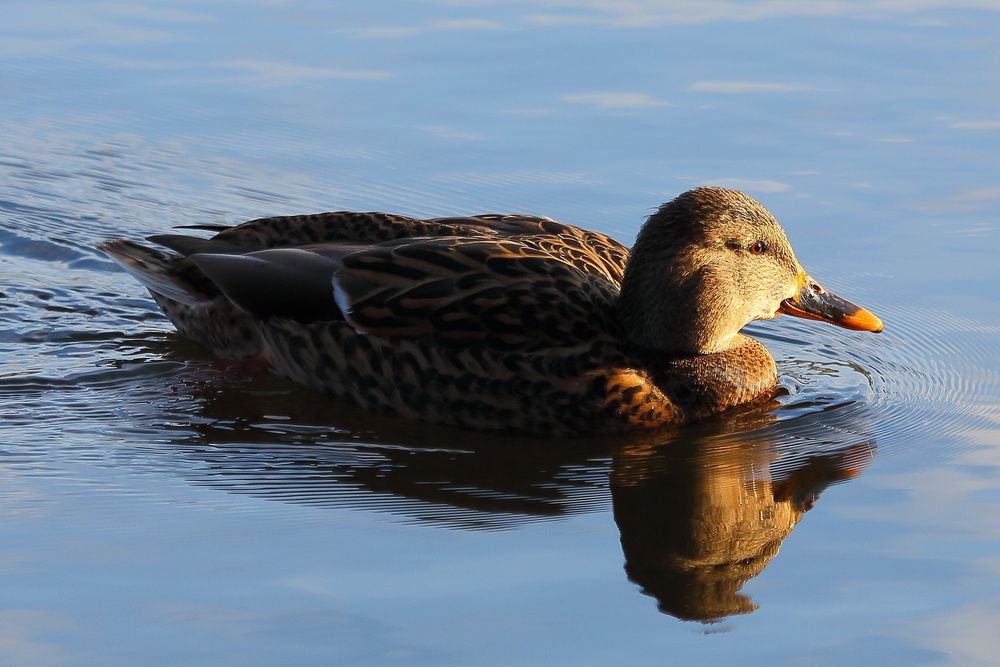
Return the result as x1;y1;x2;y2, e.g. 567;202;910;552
3;2;1000;665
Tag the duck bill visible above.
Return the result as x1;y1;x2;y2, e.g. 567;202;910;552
779;273;883;333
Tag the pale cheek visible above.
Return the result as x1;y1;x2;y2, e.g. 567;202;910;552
744;299;776;322
784;275;800;300
753;290;787;320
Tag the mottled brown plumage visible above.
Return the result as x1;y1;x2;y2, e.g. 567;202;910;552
98;187;881;434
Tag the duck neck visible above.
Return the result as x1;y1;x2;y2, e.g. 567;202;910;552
617;261;741;356
642;336;778;419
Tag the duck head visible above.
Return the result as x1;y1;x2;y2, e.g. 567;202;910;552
618;187;882;354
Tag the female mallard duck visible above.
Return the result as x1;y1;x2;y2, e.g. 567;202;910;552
99;187;882;434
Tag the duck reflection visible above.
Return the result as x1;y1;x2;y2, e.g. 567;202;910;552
153;362;617;528
612;434;871;622
152;357;873;620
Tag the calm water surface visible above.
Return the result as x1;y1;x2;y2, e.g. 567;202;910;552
3;2;1000;665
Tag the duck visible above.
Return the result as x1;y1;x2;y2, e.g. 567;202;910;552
98;187;882;434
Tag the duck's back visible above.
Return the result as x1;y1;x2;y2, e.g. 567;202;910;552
205;210;628;284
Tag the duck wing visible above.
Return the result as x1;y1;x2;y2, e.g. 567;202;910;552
109;210;627;351
330;236;621;351
188;234;621;352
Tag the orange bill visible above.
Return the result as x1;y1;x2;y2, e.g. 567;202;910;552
779;272;883;333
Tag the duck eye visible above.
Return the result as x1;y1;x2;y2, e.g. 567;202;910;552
749;240;767;255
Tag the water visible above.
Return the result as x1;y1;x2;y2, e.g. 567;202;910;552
3;2;1000;664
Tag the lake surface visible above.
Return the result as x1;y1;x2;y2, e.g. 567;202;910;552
3;2;1000;665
